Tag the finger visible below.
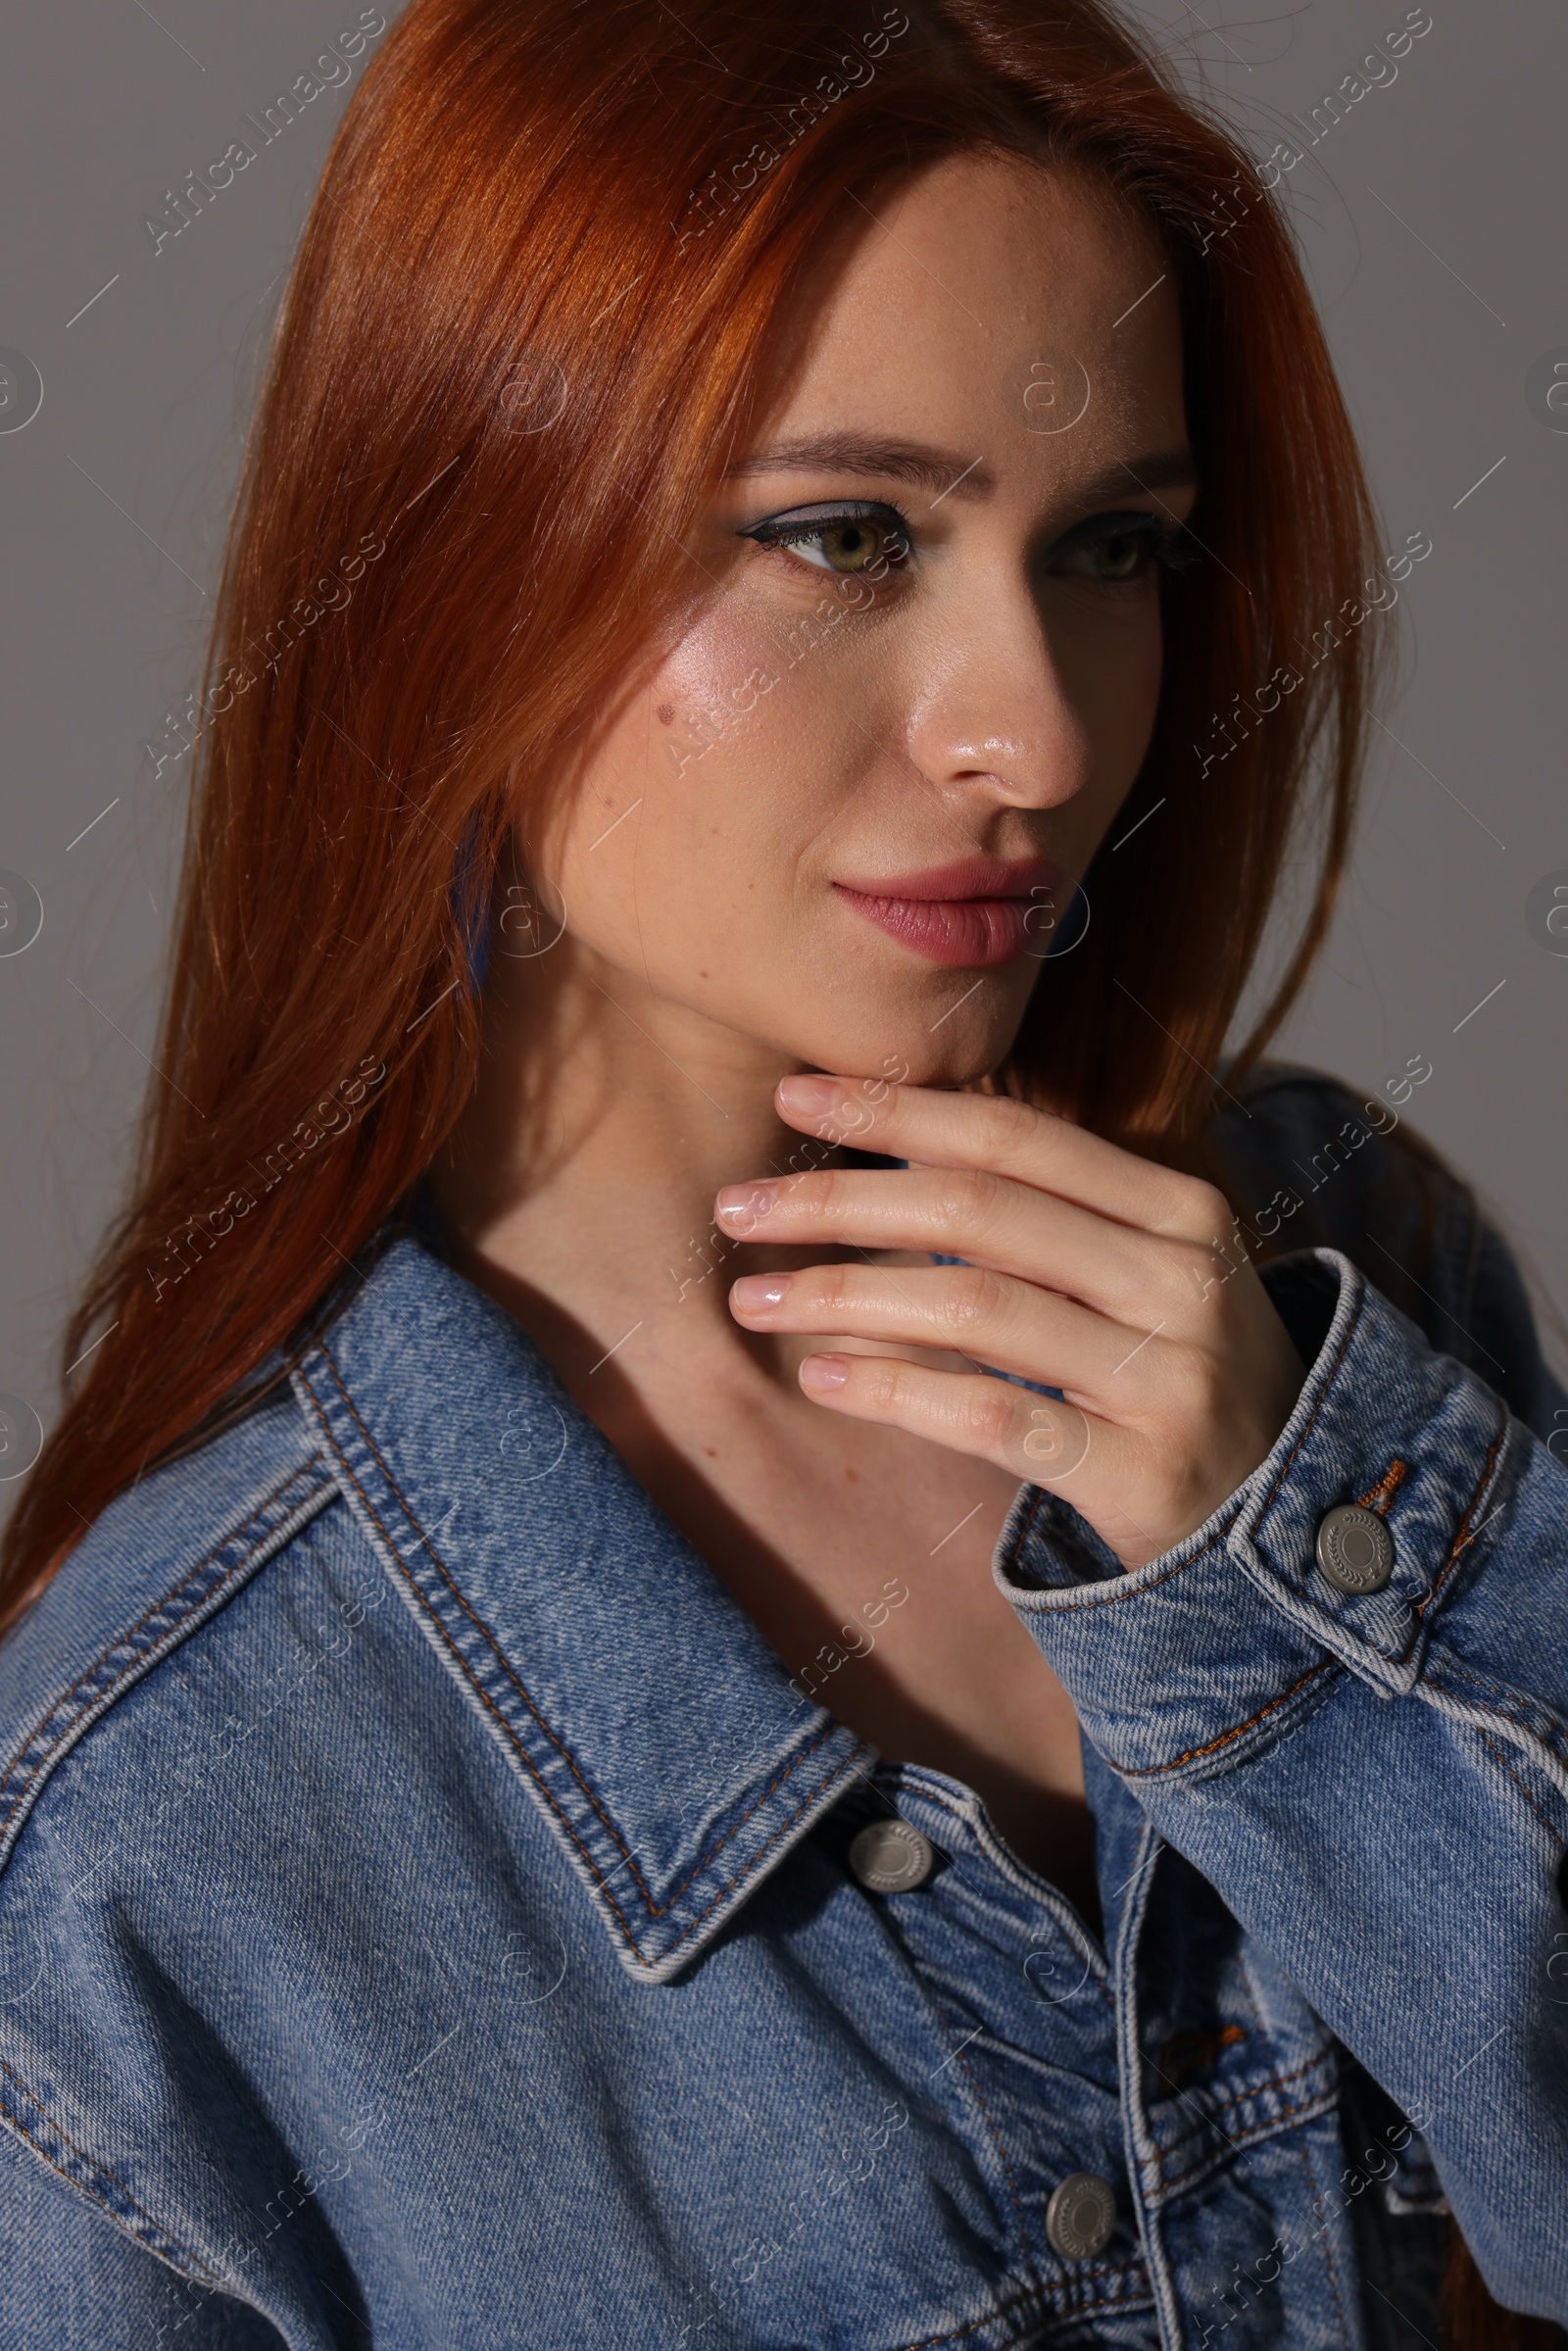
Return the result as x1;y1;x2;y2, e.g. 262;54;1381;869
714;1164;1194;1334
728;1259;1162;1410
774;1072;1233;1245
795;1346;1123;1496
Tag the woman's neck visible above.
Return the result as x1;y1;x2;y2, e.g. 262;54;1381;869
424;930;867;1396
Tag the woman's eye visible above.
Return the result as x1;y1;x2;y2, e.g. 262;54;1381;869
1049;514;1193;587
739;505;909;578
1084;529;1151;581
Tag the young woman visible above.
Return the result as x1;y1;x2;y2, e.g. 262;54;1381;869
0;0;1562;2344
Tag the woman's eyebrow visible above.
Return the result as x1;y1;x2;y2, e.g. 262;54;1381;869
724;434;997;500
722;433;1198;509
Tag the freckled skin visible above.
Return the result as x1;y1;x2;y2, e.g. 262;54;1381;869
430;154;1214;1910
524;153;1186;1089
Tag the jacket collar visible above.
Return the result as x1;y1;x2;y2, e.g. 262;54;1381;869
289;1228;876;1984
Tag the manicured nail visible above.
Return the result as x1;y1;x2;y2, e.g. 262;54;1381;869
777;1073;839;1114
800;1353;850;1392
731;1274;790;1311
715;1184;776;1222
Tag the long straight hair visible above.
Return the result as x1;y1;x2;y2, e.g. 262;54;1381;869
4;8;1541;2335
11;0;1388;1621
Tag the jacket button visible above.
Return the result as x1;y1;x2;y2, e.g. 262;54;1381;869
848;1819;935;1893
1315;1503;1396;1594
1046;2171;1116;2260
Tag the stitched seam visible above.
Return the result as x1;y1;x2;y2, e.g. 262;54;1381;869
1374;1424;1504;1669
1476;1729;1566;1848
1299;2108;1354;2349
1253;1282;1368;1514
948;2035;1043;2285
1152;2048;1332;2164
844;1785;1047;2286
892;2269;1152;2351
308;1345;662;1893
1433;1661;1568;1764
312;1340;854;1919
998;1483;1052;1582
0;2062;217;2282
295;1372;651;1949
1119;1659;1336;1779
658;1742;874;1958
1005;1533;1229;1615
0;2053;172;2224
1154;2082;1340;2199
301;1347;869;1963
1426;1427;1505;1594
0;1458;329;1838
1357;1459;1408;1513
902;1784;1114;2012
0;2110;219;2283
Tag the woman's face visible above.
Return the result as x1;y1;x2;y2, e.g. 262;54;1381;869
522;150;1193;1089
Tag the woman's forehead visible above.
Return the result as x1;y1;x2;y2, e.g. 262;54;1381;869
742;151;1186;498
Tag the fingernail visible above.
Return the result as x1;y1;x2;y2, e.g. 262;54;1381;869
800;1354;850;1392
777;1073;838;1114
731;1274;790;1310
715;1184;776;1222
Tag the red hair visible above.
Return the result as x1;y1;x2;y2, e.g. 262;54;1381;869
3;0;1385;1614
11;10;1544;2332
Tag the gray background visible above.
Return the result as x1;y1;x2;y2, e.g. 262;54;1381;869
2;0;1564;1526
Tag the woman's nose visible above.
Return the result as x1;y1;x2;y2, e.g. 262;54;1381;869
898;591;1095;814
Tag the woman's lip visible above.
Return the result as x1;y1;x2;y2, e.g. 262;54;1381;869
833;884;1057;967
831;856;1061;902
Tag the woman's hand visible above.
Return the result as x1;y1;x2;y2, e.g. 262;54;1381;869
715;1073;1307;1571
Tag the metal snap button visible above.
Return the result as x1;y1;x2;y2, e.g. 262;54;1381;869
1315;1502;1396;1594
1045;2171;1116;2261
847;1818;935;1893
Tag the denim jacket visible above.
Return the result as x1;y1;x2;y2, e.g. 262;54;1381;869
0;1065;1565;2349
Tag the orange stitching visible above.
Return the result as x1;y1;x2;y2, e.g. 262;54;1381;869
314;1347;662;1892
1153;2079;1341;2199
1356;1459;1408;1514
298;1395;638;1946
1399;1425;1505;1659
0;2055;216;2278
1152;2046;1331;2163
317;1341;854;1915
1119;1659;1336;1779
1440;1429;1505;1566
301;1344;873;1964
1344;1421;1506;1676
0;1457;330;1837
0;2109;220;2284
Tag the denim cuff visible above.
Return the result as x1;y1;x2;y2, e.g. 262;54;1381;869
993;1249;1509;1785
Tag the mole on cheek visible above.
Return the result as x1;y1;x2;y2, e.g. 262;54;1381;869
656;703;675;726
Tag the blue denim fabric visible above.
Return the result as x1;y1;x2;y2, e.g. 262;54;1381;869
0;1065;1565;2347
